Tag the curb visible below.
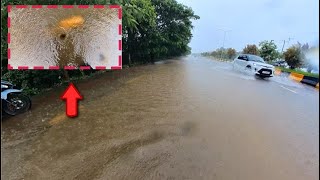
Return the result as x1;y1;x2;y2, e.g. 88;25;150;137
275;68;319;89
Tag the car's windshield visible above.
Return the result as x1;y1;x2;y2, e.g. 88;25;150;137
248;55;265;63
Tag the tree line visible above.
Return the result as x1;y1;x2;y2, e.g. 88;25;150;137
202;40;316;70
1;0;199;95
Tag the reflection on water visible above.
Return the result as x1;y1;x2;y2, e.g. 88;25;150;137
9;6;121;68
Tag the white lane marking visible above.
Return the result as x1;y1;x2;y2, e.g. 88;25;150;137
280;85;298;94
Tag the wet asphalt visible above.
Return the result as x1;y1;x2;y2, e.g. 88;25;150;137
1;56;319;180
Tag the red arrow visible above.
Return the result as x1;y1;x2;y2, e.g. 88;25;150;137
61;83;83;118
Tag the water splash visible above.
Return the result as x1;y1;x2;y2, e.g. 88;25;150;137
304;47;319;73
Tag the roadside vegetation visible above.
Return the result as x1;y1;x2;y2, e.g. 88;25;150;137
201;47;237;61
1;0;199;95
202;40;319;78
242;44;258;55
258;40;281;63
275;66;319;78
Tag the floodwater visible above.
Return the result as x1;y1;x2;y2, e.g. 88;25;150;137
8;6;121;68
1;56;319;179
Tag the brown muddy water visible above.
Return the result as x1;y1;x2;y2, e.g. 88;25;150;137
1;56;319;179
8;6;121;68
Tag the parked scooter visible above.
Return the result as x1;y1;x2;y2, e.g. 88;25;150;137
1;80;31;116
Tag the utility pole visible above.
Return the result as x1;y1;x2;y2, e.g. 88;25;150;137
218;29;231;59
281;40;286;53
222;31;227;48
281;37;294;53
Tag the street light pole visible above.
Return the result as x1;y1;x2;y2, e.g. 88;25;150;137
281;40;286;53
218;29;231;59
222;31;227;48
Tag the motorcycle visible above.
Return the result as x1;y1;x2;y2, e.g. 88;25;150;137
1;80;31;116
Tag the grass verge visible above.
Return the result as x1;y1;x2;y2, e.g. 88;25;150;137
276;67;319;78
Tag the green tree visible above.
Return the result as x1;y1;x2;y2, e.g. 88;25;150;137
226;48;236;59
1;0;199;95
242;44;259;55
201;52;210;56
283;45;303;69
258;40;279;62
122;0;157;64
122;0;199;64
216;47;227;59
151;0;199;59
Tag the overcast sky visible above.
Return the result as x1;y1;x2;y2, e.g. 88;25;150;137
177;0;319;53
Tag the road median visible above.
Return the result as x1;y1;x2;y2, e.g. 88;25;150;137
275;68;319;89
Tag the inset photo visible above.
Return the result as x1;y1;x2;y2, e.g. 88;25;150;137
8;5;122;70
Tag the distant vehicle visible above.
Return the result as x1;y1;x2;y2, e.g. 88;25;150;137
233;54;275;78
271;60;288;67
1;80;31;116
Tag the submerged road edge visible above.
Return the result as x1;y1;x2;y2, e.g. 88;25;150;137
275;68;319;89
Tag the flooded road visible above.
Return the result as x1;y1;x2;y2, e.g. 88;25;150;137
1;56;319;180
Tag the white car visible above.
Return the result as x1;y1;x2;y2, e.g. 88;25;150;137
233;54;275;78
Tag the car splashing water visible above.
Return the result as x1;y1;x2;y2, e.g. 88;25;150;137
9;6;120;68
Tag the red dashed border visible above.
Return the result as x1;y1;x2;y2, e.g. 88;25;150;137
7;64;13;70
80;66;91;70
47;5;58;9
33;66;44;70
49;66;60;70
7;5;122;70
16;5;28;8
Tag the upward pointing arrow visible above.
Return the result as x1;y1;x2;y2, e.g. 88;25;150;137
61;83;83;118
